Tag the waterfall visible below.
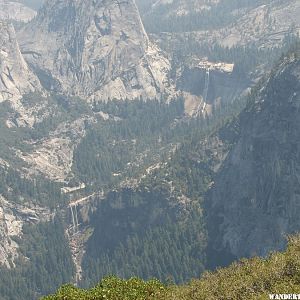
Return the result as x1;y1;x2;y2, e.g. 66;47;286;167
70;204;79;233
203;68;210;103
70;205;76;231
74;205;79;228
196;68;210;116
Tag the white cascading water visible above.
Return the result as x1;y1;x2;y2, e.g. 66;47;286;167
196;68;210;116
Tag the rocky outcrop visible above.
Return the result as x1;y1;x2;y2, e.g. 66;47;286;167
19;116;96;182
152;0;300;51
177;59;249;116
218;0;300;48
0;195;51;268
0;0;36;22
208;51;300;261
0;21;45;128
18;0;171;102
0;21;41;103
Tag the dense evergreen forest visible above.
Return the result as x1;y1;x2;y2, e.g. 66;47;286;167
0;217;74;300
82;190;206;286
43;235;300;300
0;91;243;299
0;10;298;296
73;98;185;189
0;69;268;299
67;44;300;292
79;90;248;286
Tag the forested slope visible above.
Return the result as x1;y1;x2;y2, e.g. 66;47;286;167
0;0;299;298
43;235;300;300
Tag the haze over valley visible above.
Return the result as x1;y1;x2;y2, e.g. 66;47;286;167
0;0;299;299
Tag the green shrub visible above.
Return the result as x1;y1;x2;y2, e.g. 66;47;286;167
42;276;166;300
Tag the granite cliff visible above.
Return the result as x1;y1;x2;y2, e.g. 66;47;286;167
0;194;51;268
0;1;299;298
18;0;172;102
208;49;300;261
0;21;40;103
141;0;300;48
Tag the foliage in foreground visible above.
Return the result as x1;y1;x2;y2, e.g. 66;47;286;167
43;235;300;299
42;277;165;300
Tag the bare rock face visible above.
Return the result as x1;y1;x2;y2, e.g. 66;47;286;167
18;0;171;102
0;21;41;103
0;0;36;22
0;195;51;268
177;59;248;116
152;0;300;51
218;0;300;48
208;53;300;261
19;115;96;182
0;196;20;268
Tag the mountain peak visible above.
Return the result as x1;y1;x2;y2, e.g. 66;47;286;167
18;0;171;101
